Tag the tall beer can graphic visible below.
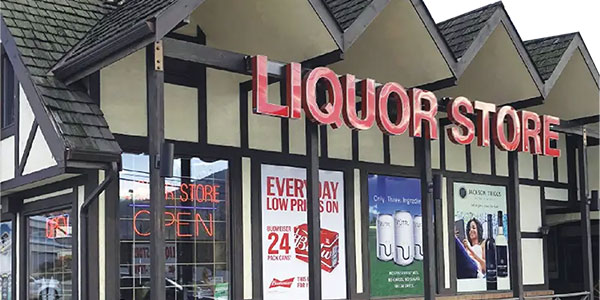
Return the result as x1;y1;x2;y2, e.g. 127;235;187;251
393;210;414;266
413;215;423;261
376;214;394;261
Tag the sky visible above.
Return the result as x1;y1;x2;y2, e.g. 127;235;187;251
423;0;600;66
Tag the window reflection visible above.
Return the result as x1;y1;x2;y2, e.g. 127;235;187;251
119;153;230;300
0;221;12;299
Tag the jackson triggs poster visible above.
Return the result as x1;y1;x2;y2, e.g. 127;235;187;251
261;164;346;300
368;175;424;297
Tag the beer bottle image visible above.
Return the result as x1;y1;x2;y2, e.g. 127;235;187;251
376;214;394;261
496;211;508;278
486;214;497;290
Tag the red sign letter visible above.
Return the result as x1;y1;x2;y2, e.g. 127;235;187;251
518;110;542;154
474;101;496;147
302;67;343;128
252;55;289;118
409;88;438;139
446;97;475;145
493;106;521;151
542;115;561;157
376;83;410;135
341;75;375;130
286;62;302;119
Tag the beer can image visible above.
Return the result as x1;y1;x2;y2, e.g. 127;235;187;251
376;214;394;261
394;210;414;266
413;215;423;261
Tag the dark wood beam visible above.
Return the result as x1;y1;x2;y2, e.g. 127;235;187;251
305;119;322;300
507;150;524;299
146;40;166;300
577;132;594;298
17;120;39;176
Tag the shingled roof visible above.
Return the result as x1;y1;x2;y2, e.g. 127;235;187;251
1;0;121;160
323;0;373;31
437;2;501;60
524;33;577;81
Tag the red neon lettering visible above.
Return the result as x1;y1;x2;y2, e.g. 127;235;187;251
45;215;68;239
493;106;521;151
176;212;192;238
133;210;150;237
376;82;410;135
196;213;214;237
165;211;176;227
286;62;302;119
474;101;496;147
302;67;343;128
341;75;375;130
542;115;561;157
518;110;542;154
252;55;288;118
409;88;438;139
180;183;189;202
447;97;475;145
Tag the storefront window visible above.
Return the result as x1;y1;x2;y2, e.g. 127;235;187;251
0;221;12;300
119;153;230;300
27;209;73;300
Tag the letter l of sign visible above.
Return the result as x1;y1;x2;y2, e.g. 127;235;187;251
252;55;289;117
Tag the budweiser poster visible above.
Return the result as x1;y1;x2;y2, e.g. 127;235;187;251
368;175;424;297
261;164;346;300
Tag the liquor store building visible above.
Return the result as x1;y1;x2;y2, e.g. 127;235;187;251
0;0;598;300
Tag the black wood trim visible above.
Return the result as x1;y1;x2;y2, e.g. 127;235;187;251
383;134;390;165
1;165;65;192
540;186;550;290
552;157;559;183
533;154;539;181
577;136;594;297
280;80;290;154
240;83;249;151
320;124;328;158
230;157;244;299
521;232;543;238
465;144;472;173
250;159;263;299
16;120;38;176
507;150;524;298
104;168;121;300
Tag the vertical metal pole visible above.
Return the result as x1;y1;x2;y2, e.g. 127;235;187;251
577;130;593;299
305;119;322;300
147;40;166;300
415;137;436;299
507;150;523;299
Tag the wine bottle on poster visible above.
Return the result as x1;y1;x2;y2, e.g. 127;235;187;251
486;214;497;290
496;211;508;278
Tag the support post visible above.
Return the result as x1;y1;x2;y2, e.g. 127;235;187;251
577;130;593;299
507;150;523;299
147;40;166;300
305;119;322;300
415;137;436;299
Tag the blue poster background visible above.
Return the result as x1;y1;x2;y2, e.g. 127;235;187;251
367;174;423;297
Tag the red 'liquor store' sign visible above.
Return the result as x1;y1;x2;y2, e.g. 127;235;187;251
251;55;561;157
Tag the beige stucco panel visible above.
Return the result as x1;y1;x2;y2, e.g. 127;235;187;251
165;83;198;142
330;0;452;87
1;137;15;182
248;83;282;152
588;145;599;191
471;143;491;175
390;133;414;166
518;151;534;179
521;238;545;285
23;128;57;175
180;0;337;62
19;85;35;160
537;154;554;182
495;148;508;176
557;133;568;183
206;68;245;147
101;49;147;136
437;25;540;104
328;126;352;160
358;126;383;163
445;132;466;172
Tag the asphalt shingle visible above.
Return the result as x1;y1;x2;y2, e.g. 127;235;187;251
524;33;577;81
323;0;373;31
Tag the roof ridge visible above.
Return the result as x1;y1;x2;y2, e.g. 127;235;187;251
437;1;502;26
523;32;578;44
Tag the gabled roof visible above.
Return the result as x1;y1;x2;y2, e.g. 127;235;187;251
524;33;578;81
1;0;121;162
323;0;373;31
437;2;500;60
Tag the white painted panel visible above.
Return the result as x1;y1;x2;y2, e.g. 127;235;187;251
242;157;252;299
557;133;568;183
519;185;542;233
547;211;600;226
431;137;440;169
521;238;545;285
358;127;383;163
445;133;466;172
353;169;363;293
1;137;15;182
19;85;34;159
248;83;281;152
328;126;352;160
495;148;508;176
471;144;491;174
206;68;245;147
23;188;72;203
390;133;414;166
538;155;554;181
518;152;534;179
100;49;146;136
98;171;106;300
165;83;198;142
78;185;84;300
544;187;568;202
289;114;305;155
442;176;450;288
588;146;599;191
23;128;57;175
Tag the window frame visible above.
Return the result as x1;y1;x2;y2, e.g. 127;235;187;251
0;211;16;300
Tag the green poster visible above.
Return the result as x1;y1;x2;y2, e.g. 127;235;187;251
368;175;424;297
214;282;229;300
